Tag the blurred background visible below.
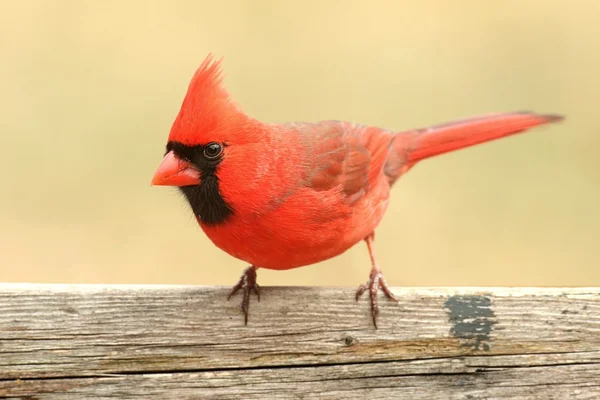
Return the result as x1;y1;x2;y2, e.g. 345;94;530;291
1;1;598;287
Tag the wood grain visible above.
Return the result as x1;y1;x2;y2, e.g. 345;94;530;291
1;284;599;399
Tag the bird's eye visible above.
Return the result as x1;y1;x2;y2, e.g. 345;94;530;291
203;142;223;160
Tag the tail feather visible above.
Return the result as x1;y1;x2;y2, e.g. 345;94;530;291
385;111;564;183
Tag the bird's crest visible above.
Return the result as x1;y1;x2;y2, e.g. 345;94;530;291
168;54;240;145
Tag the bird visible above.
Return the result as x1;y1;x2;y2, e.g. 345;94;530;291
151;54;564;328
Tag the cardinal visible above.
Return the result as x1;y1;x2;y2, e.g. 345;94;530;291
152;55;563;328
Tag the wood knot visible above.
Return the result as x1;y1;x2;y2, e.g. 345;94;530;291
343;335;357;346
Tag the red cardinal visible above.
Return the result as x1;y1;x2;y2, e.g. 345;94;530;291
152;55;563;327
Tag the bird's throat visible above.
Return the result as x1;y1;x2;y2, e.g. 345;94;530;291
178;170;233;225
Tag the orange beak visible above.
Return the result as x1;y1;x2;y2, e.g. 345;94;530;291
151;151;201;186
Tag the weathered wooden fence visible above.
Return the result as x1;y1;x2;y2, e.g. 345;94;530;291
1;284;599;399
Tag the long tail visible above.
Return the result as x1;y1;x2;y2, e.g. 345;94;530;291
386;111;564;183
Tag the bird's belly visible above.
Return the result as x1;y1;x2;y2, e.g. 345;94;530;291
200;190;390;270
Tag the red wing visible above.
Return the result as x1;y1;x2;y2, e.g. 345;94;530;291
296;121;394;204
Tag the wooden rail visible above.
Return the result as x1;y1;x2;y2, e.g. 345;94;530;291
1;284;599;399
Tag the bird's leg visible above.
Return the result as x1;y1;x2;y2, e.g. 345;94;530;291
356;233;397;328
228;265;260;325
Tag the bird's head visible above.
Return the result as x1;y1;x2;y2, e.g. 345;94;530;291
151;54;263;225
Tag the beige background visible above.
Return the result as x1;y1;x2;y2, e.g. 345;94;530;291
1;1;598;288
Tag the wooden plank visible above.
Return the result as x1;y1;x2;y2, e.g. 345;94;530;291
1;284;599;399
3;361;600;399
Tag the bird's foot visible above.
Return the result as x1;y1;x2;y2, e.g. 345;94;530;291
228;265;260;325
355;267;397;328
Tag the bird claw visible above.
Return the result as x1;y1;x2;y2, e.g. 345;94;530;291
228;266;260;325
356;268;397;328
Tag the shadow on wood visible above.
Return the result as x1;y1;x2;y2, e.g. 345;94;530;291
1;284;599;399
